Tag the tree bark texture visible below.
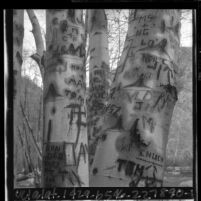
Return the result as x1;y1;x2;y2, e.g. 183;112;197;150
90;9;181;187
13;9;24;186
42;9;89;187
87;9;110;169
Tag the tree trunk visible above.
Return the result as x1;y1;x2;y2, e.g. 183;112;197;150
90;9;181;187
13;9;24;186
87;9;110;170
42;9;89;187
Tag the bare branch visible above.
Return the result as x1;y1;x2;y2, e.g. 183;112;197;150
20;101;42;159
26;9;45;80
17;126;33;172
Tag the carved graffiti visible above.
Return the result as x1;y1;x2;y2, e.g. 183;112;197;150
104;104;121;117
139;150;164;163
115;156;163;187
48;20;85;58
65;103;86;146
64;89;84;105
60;19;79;42
43;142;88;187
64;75;85;89
129;118;151;147
46;59;68;74
115;158;162;187
59;43;85;57
70;63;85;72
124;88;173;113
129;11;156;24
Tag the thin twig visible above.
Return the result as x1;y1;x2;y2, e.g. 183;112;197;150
20;101;42;159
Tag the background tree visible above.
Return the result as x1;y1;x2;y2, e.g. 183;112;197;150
42;9;88;187
13;9;24;187
87;9;110;169
27;9;45;80
90;9;182;187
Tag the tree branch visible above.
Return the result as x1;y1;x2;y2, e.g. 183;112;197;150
26;9;45;80
20;101;42;160
17;126;33;172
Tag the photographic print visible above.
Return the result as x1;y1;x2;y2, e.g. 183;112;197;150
4;4;197;201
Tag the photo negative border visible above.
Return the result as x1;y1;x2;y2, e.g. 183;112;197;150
4;1;199;201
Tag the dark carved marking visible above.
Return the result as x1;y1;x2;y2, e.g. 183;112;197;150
130;118;150;147
138;38;168;53
77;143;87;164
71;169;84;186
125;161;135;176
116;159;145;186
90;48;95;53
158;38;168;52
161;84;178;101
51;106;56;115
92;168;98;175
174;22;180;38
161;20;166;33
65;77;84;88
68;10;76;23
60;20;68;33
157;64;162;80
52;17;58;25
65;104;86;147
171;16;174;25
67;43;85;57
101;134;107;141
47;120;52;142
93;31;102;36
110;115;123;129
44;83;62;102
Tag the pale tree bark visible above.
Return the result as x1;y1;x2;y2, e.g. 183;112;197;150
87;9;110;170
42;9;89;187
26;9;45;80
91;9;181;187
13;9;24;186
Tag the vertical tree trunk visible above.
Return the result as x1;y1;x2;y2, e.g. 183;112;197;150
42;9;89;187
13;9;24;186
91;9;181;187
87;9;110;169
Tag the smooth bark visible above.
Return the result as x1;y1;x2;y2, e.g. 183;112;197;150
42;9;89;187
91;9;181;187
87;9;110;170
